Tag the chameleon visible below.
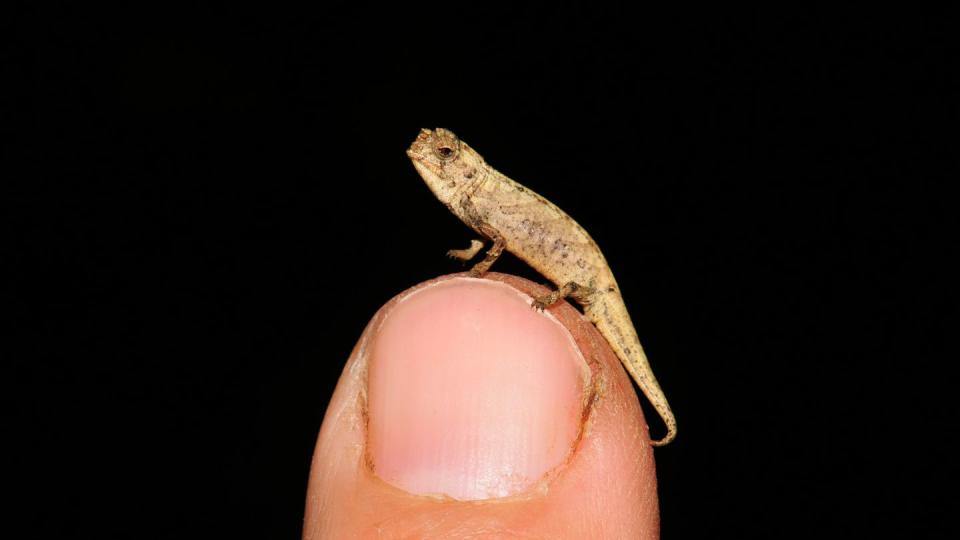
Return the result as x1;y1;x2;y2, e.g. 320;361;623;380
406;127;677;447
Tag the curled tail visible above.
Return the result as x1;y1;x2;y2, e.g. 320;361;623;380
590;299;677;446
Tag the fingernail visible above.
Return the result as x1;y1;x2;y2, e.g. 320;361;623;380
367;278;588;500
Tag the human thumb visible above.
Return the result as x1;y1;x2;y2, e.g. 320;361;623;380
303;273;660;539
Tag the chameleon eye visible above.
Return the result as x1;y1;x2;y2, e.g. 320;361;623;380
431;128;460;161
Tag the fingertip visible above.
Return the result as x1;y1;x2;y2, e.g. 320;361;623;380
304;273;659;539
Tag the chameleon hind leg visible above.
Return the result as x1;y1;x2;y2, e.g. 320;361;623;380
532;281;597;311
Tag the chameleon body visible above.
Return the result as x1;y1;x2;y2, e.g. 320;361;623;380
407;128;676;446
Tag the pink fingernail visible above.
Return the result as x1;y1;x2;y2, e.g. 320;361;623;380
367;278;587;500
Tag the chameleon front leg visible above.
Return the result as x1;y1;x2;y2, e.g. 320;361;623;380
447;239;485;262
468;223;505;277
532;281;597;311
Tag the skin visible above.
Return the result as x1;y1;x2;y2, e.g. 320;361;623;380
303;274;659;538
406;128;677;446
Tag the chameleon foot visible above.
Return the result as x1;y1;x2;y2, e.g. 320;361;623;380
447;239;484;262
531;281;596;311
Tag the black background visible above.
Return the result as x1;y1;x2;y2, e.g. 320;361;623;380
8;3;955;538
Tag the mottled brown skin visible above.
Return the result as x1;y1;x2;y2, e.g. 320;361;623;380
407;128;677;446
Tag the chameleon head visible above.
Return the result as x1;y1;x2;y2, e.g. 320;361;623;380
407;128;483;205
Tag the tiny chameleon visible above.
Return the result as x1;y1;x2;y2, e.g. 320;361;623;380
407;127;677;447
